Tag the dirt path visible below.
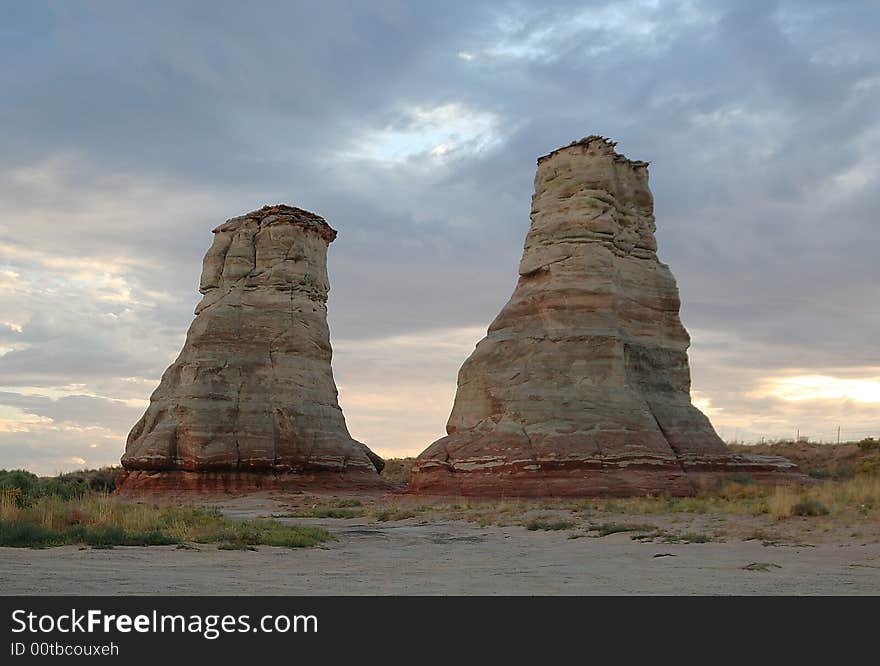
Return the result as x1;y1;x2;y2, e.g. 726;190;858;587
2;515;878;595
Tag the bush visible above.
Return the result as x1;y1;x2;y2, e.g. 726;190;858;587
856;457;880;476
0;522;63;548
792;498;830;516
58;467;120;494
198;519;331;549
374;508;417;522
857;438;880;452
586;522;654;536
380;458;415;484
526;519;576;531
310;508;364;519
0;470;39;503
37;477;88;502
0;469;90;505
80;526;178;548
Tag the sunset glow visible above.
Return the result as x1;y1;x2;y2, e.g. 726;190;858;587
764;375;880;404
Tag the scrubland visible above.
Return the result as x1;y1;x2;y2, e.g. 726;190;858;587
1;440;878;551
0;469;330;549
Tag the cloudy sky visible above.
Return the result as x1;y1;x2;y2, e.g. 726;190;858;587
1;0;878;475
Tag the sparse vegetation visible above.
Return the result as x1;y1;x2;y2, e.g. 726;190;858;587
792;498;830;517
856;457;880;477
762;475;878;519
526;518;575;531
0;468;332;550
264;472;879;546
380;458;415;484
273;497;368;519
663;532;714;544
730;440;880;480
280;507;365;519
586;522;655;537
857;437;880;451
0;468;121;504
742;562;782;572
4;454;879;552
374;507;418;522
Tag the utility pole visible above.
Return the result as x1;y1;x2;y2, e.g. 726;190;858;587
837;426;841;445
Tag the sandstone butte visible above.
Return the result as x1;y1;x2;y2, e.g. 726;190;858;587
117;204;388;494
410;136;805;497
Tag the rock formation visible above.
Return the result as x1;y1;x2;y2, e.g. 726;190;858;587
118;204;386;494
410;137;802;497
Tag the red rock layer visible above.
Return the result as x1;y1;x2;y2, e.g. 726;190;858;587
116;470;392;497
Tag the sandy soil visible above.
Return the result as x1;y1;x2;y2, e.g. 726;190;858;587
1;495;878;595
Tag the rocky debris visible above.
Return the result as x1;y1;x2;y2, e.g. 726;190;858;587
410;137;804;497
118;204;387;494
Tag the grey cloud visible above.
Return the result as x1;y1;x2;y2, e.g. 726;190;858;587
0;431;122;476
0;391;141;432
0;0;877;468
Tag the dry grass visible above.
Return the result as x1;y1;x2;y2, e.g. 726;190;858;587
525;517;576;531
0;494;332;549
272;473;880;548
568;475;880;522
729;440;880;480
380;458;416;484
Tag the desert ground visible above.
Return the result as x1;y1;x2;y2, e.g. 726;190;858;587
2;490;879;595
2;443;879;595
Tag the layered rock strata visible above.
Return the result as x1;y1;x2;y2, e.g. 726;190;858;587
410;137;802;497
118;204;386;494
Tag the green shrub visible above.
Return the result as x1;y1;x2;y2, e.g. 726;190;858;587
857;437;880;451
58;467;120;493
218;543;258;551
80;526;178;548
37;477;87;502
81;525;125;548
0;522;183;549
808;470;832;479
856;457;880;476
0;470;39;503
311;508;364;519
374;508;417;522
193;518;332;549
0;496;332;549
0;522;63;547
667;532;713;543
792;498;830;516
587;522;655;537
526;519;576;531
0;469;88;504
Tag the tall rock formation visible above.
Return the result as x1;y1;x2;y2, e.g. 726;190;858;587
118;204;386;494
410;137;801;497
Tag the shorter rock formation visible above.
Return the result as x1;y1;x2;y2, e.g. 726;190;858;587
410;137;804;497
118;204;387;494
